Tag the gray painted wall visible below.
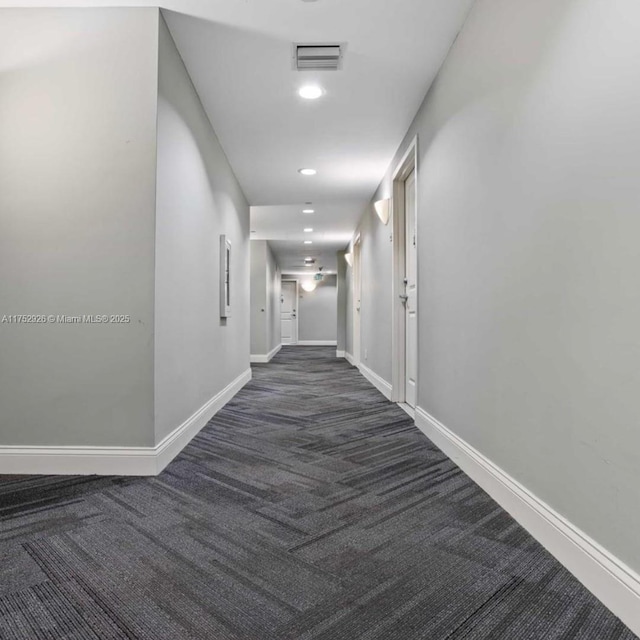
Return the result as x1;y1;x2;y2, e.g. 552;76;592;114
155;15;249;441
250;240;280;357
0;9;251;449
349;0;640;574
0;8;158;446
154;15;250;444
291;276;338;343
359;211;393;374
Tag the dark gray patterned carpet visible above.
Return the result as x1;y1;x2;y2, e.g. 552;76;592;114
0;346;636;639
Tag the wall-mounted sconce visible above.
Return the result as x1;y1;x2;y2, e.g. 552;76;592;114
301;281;317;292
344;252;353;267
374;198;390;225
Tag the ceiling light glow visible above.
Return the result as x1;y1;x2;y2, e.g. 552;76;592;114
301;281;317;292
303;209;315;214
298;168;317;176
298;85;324;100
304;240;313;244
304;228;313;232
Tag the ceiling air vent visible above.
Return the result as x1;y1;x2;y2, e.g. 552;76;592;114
294;43;343;71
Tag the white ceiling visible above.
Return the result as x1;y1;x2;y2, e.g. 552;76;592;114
1;0;475;269
161;0;474;205
267;239;344;275
160;0;475;269
251;201;358;272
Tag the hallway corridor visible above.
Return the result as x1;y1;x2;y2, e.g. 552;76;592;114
0;347;635;639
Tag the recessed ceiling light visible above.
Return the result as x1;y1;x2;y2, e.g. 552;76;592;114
298;85;324;100
304;228;313;233
302;209;314;214
298;168;317;176
304;240;313;244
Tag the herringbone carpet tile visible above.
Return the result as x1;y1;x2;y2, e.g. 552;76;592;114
0;347;636;639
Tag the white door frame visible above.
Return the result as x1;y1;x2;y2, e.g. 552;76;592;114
352;234;362;365
391;136;418;403
281;278;299;345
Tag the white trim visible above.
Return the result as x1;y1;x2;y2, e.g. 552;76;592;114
336;350;346;358
393;135;419;182
155;368;252;473
352;235;362;367
250;344;281;363
358;363;392;400
0;446;157;477
391;135;418;404
345;352;356;366
296;340;337;346
397;402;415;419
0;369;252;477
414;407;640;637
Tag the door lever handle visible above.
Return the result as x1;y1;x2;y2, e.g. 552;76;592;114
399;294;408;302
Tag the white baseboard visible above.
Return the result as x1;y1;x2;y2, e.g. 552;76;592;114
155;368;252;473
0;369;252;477
414;407;640;637
0;446;158;477
250;344;281;364
345;352;356;367
336;350;346;358
296;340;338;346
397;402;415;419
358;363;393;400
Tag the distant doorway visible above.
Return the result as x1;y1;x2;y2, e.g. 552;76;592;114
281;280;298;345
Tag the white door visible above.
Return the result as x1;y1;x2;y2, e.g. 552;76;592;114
281;281;298;345
353;238;362;364
404;169;417;407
